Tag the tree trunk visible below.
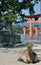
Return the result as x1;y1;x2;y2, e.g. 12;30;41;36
6;21;12;33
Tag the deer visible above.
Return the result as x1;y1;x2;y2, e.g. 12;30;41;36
17;44;39;63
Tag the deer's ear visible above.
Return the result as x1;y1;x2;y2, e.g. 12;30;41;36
30;44;33;48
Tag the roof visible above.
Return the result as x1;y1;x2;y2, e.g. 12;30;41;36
25;14;41;18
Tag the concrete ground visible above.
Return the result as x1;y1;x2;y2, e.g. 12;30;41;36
0;43;41;65
0;52;41;65
0;41;41;65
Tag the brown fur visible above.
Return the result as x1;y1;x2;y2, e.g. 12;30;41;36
18;44;39;63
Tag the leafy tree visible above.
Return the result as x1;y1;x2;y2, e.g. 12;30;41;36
0;0;40;31
12;25;23;34
3;12;17;31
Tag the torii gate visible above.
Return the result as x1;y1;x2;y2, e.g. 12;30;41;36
23;14;41;40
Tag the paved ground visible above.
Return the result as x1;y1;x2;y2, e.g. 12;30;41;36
0;43;41;65
0;52;41;65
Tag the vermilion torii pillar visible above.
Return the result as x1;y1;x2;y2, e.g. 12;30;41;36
35;25;38;39
23;14;41;40
23;26;26;39
29;18;33;40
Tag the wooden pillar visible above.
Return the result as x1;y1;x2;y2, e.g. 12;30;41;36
30;18;32;40
35;25;38;40
23;26;26;39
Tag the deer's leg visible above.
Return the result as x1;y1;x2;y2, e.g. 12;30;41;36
23;59;31;63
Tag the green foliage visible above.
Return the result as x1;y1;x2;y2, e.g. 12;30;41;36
33;30;35;34
26;30;29;34
0;0;40;31
0;18;2;23
0;0;40;16
4;13;17;22
12;25;23;34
